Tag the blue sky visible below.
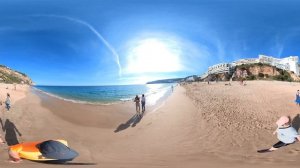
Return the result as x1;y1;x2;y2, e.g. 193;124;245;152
1;0;300;85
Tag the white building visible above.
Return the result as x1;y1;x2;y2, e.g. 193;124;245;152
203;55;300;77
232;58;259;66
200;72;208;79
208;63;235;75
259;55;299;75
186;76;195;82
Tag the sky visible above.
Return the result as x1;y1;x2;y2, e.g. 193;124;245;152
1;0;300;85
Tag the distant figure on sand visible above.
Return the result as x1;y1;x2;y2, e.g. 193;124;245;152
258;116;300;153
134;95;141;116
5;93;11;111
242;70;248;86
295;90;300;106
229;77;233;86
141;94;146;112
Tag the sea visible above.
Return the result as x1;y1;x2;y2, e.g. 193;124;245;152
34;83;175;105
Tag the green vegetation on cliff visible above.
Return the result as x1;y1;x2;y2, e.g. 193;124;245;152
236;63;294;82
0;65;33;84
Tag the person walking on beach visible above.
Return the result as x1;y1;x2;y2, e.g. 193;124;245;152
5;93;11;111
141;94;146;113
242;70;248;86
258;116;300;153
134;95;141;116
295;90;300;106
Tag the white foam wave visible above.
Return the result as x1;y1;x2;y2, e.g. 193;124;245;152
32;87;119;106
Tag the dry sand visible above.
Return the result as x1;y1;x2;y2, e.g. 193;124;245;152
0;81;300;167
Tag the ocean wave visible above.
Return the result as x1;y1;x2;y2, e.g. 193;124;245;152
31;87;120;105
32;84;175;106
120;98;133;102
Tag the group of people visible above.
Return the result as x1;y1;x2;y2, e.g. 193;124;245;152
1;86;299;156
134;94;146;117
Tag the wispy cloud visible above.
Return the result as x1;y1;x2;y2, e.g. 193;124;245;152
273;34;285;58
29;14;122;76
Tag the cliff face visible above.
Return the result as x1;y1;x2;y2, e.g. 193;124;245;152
246;66;280;76
290;72;300;81
236;63;300;81
206;63;300;82
0;65;33;85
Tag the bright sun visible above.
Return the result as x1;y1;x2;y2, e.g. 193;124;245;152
125;38;183;74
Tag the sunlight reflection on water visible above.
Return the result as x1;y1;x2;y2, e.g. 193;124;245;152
145;84;171;106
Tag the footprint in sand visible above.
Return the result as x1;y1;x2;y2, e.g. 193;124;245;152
288;149;300;155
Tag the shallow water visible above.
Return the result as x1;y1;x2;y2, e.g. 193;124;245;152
34;84;175;104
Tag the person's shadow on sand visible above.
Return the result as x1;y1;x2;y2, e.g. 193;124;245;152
292;114;300;131
0;119;22;146
114;114;144;133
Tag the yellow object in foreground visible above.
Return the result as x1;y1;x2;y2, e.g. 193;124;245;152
9;140;68;161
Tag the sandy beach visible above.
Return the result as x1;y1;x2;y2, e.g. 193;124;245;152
1;81;300;167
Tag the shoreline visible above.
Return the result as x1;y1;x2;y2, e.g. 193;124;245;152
32;84;174;106
31;84;174;129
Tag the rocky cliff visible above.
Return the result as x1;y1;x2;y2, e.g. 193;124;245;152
0;65;33;85
236;63;300;81
206;63;300;82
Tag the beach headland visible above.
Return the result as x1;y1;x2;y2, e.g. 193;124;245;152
1;81;300;167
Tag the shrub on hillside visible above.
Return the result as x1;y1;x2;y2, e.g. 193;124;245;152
265;74;269;78
273;73;293;82
246;75;256;80
258;73;264;78
0;70;22;84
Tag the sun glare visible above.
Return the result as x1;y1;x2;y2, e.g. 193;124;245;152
125;38;183;74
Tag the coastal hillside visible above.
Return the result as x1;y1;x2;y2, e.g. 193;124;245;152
0;65;33;85
208;63;300;82
236;63;300;81
146;78;183;84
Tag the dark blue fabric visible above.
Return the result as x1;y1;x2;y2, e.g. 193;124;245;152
37;140;78;161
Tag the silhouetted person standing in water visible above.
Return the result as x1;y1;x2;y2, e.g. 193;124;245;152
141;94;146;113
134;95;141;117
0;119;22;146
